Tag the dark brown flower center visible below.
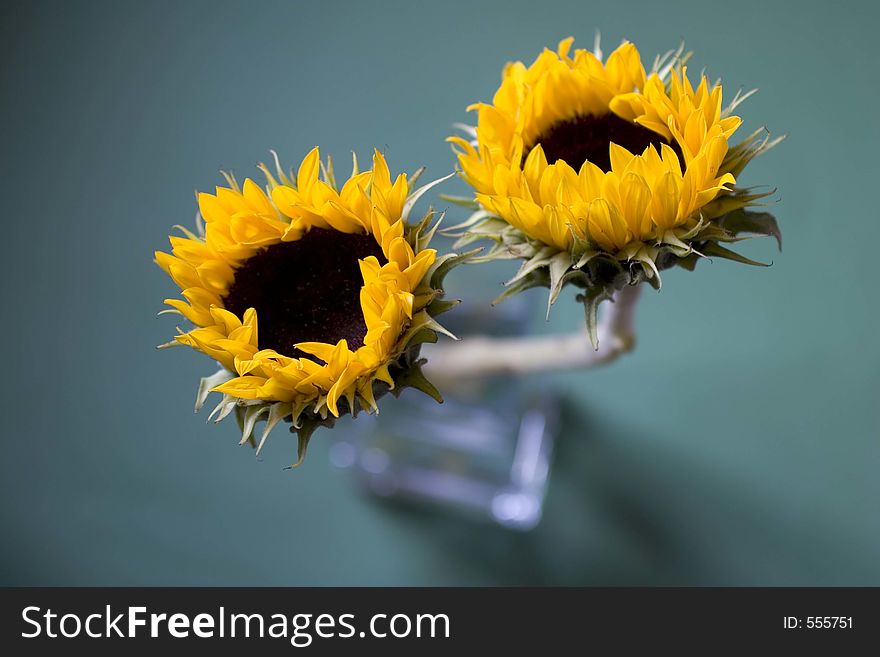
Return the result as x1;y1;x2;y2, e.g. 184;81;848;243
222;228;386;360
525;112;682;173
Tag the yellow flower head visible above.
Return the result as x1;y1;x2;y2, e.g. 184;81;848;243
449;37;781;341
156;148;461;462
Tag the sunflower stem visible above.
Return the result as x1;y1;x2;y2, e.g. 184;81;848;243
423;285;641;380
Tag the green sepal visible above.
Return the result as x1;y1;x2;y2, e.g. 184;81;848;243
547;251;582;316
285;416;334;469
438;194;481;210
572;256;637;349
700;187;775;219
506;245;559;286
675;253;701;272
392;358;443;404
256;402;294;455
577;285;616;351
720;128;785;178
426;298;461;316
233;405;257;450
428;248;483;291
492;270;549;306
407;166;426;190
700;241;771;267
405;327;441;347
718;209;782;251
195;367;233;412
405;208;441;253
402;173;456;222
238;404;270;446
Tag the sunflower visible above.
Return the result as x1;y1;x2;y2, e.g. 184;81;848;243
156;148;467;464
449;37;782;345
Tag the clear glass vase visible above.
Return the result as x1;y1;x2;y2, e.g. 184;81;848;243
330;289;561;531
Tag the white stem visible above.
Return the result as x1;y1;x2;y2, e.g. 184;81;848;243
423;284;641;381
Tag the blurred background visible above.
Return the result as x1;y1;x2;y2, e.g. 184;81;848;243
1;0;878;585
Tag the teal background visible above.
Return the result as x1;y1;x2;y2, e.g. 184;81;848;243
1;0;878;585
